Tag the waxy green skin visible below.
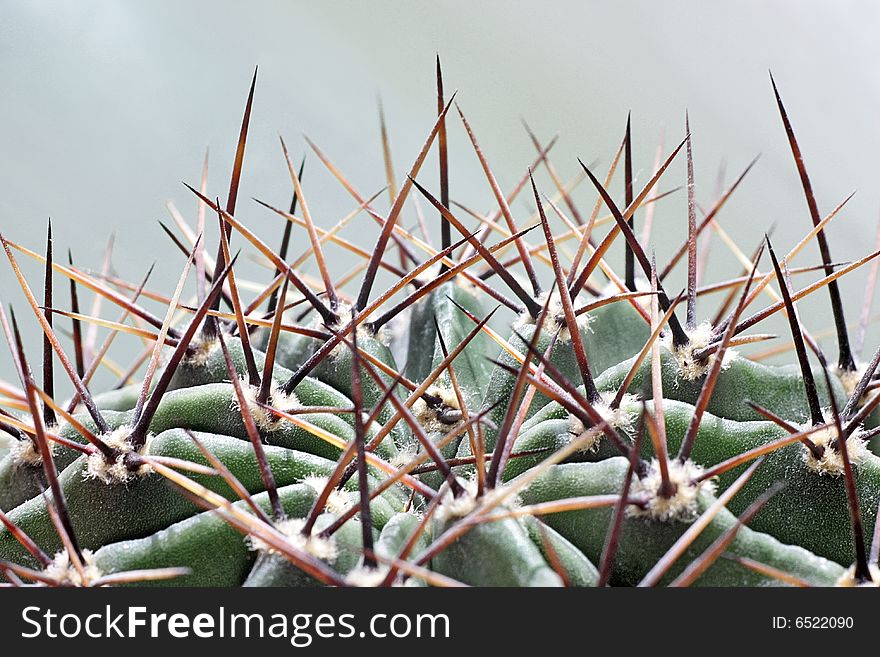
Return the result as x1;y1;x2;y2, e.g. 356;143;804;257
0;334;405;513
376;512;428;562
94;484;319;587
313;334;404;434
402;282;494;492
430;508;565;587
477;325;589;453
245;512;435;588
520;514;599;587
596;347;846;424
406;282;493;410
252;325;322;382
518;457;846;586
631;399;880;567
334;506;599;587
370;509;597;587
0;430;403;571
373;512;429;587
246;327;413;450
582;298;652;375
0;286;871;587
417;428;463;493
248;310;398;394
502;418;584;482
462;301;649;461
147;383;398;463
0;377;399;513
167;336;371;423
315;335;397;406
509;397;880;566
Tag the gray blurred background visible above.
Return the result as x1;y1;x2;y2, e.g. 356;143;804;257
2;0;880;395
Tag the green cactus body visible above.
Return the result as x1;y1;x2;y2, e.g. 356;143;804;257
521;514;599;587
430;510;565;587
406;282;493;408
518;458;846;586
242;514;370;587
0;410;131;511
94;483;319;587
473;301;649;456
2;65;878;589
634;400;880;566
0;430;402;569
508;397;880;566
596;348;846;424
376;512;429;561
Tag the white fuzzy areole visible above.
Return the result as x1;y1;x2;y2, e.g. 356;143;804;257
325;302;379;359
249;517;338;560
566;414;601;452
183;336;218;368
84;427;151;484
568;392;640;452
233;377;300;432
837;365;865;397
801;424;869;476
44;549;102;587
514;290;593;343
302;475;355;516
837;364;868;409
662;322;737;381
412;384;462;434
627;458;716;522
836;563;880;587
391;445;419;469
434;478;480;523
9;432;58;466
346;564;391;587
435;478;511;525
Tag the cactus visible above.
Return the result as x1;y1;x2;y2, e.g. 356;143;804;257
2;62;880;589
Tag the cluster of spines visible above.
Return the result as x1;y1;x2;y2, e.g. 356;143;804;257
0;59;879;587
